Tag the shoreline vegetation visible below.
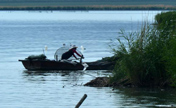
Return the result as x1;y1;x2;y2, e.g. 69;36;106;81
0;0;176;10
86;11;176;88
0;5;176;10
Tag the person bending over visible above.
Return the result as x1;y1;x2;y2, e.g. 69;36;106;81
61;46;84;61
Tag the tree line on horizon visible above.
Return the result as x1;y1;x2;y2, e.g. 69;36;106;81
0;0;175;10
0;0;175;3
0;5;175;10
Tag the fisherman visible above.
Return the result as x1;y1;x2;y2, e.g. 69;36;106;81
55;43;68;61
61;45;84;62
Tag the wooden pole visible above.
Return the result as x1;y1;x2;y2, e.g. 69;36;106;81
75;94;87;108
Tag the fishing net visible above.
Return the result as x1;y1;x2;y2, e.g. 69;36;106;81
25;54;47;60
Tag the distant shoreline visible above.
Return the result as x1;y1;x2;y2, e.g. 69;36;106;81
1;0;176;11
0;5;176;11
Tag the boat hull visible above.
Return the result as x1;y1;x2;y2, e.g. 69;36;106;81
19;60;114;70
19;60;84;70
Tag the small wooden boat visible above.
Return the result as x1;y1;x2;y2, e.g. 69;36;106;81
18;59;114;70
19;46;114;70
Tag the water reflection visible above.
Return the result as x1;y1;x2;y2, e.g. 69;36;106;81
22;70;111;86
23;70;84;77
22;70;84;84
113;88;176;108
21;70;176;108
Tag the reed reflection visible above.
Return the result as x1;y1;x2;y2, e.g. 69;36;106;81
113;88;176;107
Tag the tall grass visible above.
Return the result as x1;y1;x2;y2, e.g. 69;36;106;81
111;11;176;87
155;11;176;86
111;23;166;87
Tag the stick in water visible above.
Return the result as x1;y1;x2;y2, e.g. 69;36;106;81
75;94;87;108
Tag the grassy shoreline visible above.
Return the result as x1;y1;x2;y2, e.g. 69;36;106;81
0;5;176;10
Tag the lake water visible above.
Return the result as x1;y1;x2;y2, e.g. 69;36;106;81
1;10;176;108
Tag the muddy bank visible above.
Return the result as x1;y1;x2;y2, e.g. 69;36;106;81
84;77;134;88
84;77;172;88
84;77;110;87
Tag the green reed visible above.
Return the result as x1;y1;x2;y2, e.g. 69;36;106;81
111;11;176;87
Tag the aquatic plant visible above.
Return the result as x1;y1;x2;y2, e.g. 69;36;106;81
155;11;176;86
111;11;176;87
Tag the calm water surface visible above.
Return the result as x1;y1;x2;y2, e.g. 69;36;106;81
0;11;176;108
